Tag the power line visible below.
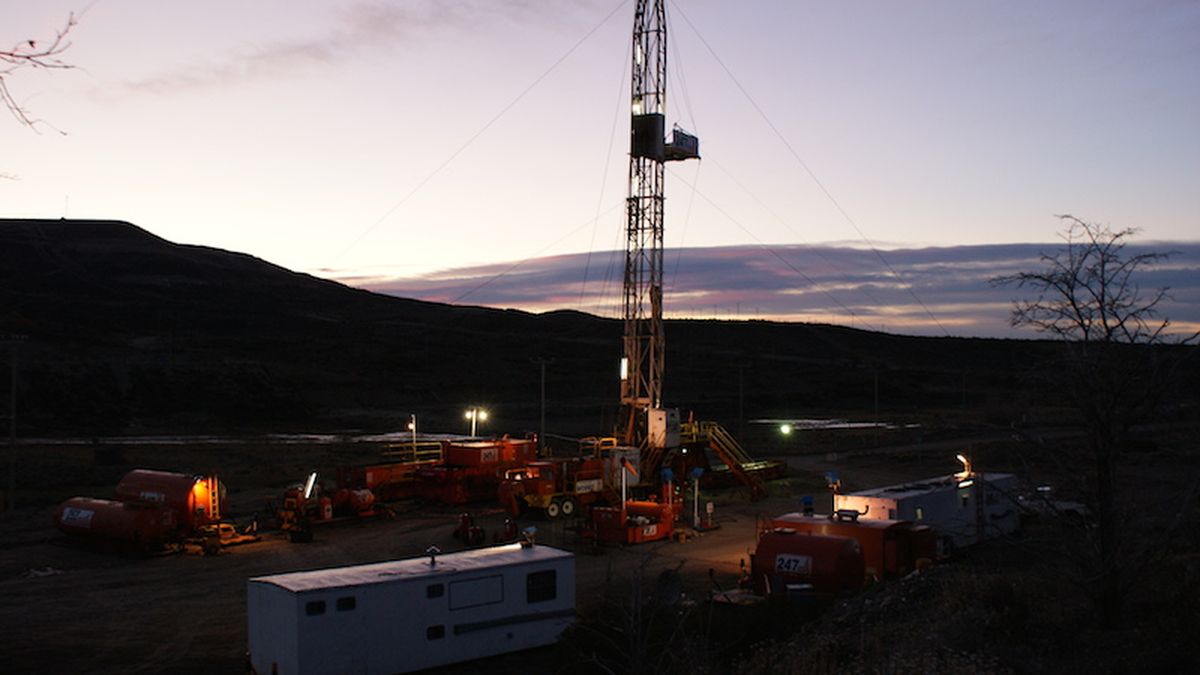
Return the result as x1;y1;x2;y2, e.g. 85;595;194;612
664;6;702;295
665;166;871;330
704;155;891;312
578;31;631;312
334;0;631;265
671;3;950;337
452;201;624;304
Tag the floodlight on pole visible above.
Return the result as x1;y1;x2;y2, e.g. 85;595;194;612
465;408;488;437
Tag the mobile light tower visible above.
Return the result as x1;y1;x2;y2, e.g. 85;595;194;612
618;0;699;456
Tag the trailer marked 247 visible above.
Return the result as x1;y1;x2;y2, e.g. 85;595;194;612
247;543;575;675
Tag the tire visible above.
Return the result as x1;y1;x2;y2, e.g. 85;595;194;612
560;497;577;517
545;500;561;520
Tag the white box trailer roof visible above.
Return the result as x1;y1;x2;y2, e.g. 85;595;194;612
834;472;1019;550
247;543;575;675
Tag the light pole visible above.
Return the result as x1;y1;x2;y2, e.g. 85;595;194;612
464;408;488;437
407;414;417;448
4;335;23;514
531;357;553;450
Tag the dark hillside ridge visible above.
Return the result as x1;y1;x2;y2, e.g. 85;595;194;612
1;219;1193;437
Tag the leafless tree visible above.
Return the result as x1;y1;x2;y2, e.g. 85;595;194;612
992;214;1198;628
1;12;77;131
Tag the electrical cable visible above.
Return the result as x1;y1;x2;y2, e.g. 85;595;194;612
666;166;871;330
333;0;631;265
578;34;631;312
705;155;891;313
665;6;701;295
671;2;949;336
452;201;624;304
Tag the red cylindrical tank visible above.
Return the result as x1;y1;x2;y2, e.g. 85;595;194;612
751;529;865;596
53;497;178;550
114;470;220;530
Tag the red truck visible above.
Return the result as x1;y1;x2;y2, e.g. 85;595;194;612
498;456;606;519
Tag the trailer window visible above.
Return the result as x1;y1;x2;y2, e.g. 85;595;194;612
336;596;356;612
526;570;557;604
426;625;445;640
915;506;924;520
426;583;444;599
305;601;326;616
450;575;504;610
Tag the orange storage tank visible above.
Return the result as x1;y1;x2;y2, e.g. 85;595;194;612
53;497;178;551
750;529;865;596
114;469;221;531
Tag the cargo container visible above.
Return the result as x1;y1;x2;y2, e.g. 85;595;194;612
246;543;575;675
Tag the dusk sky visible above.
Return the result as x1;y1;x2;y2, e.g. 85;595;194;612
4;1;1198;337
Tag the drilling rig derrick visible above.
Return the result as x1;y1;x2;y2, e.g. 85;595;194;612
618;0;699;454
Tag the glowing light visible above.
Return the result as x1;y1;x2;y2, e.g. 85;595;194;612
303;471;317;499
465;408;489;436
955;453;972;479
619;357;629;381
779;424;793;435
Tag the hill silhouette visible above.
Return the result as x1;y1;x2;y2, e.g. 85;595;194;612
1;218;1185;439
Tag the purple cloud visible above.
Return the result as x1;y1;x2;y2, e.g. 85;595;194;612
116;1;597;95
341;242;1200;338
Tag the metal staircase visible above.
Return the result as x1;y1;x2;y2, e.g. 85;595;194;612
689;421;768;500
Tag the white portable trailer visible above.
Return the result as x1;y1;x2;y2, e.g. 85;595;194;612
247;543;575;675
834;472;1019;551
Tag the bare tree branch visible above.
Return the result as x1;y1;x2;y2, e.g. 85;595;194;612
1;12;77;131
991;215;1198;629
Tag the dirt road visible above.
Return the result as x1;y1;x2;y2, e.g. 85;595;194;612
0;486;808;675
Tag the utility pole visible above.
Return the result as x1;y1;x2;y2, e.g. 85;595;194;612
737;364;745;441
873;368;880;447
532;357;553;451
618;0;699;447
4;335;23;513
